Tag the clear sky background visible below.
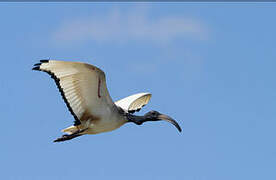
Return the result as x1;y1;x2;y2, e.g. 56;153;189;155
1;3;276;180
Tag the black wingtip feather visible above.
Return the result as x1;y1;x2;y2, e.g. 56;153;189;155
40;59;49;63
32;66;40;71
128;108;142;114
34;63;42;66
33;59;50;71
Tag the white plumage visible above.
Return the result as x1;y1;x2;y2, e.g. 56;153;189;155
33;60;181;142
115;92;152;113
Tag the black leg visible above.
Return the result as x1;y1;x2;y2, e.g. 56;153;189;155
53;128;88;142
53;133;83;142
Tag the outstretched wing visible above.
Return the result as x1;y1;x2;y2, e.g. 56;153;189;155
115;92;152;113
33;60;114;125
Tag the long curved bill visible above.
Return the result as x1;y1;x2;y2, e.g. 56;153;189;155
157;114;182;132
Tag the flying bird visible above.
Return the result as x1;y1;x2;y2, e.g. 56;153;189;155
33;60;182;142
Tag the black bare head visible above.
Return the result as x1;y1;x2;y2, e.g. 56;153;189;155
144;110;161;121
144;110;182;132
127;110;182;132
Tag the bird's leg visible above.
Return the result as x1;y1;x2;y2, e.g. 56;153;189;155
53;133;82;142
53;129;86;142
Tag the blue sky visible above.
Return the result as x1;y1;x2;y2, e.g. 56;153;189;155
1;3;276;180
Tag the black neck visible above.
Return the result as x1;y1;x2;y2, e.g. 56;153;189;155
126;113;147;125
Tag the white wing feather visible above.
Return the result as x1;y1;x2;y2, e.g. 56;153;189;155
115;92;152;113
34;60;114;124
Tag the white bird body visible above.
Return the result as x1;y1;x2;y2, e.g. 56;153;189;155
33;60;181;142
63;105;125;135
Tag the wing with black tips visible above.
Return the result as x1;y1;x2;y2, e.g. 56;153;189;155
33;60;114;125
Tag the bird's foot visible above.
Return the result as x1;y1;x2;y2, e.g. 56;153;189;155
53;133;82;142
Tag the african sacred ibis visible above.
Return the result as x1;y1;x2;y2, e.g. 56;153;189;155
33;60;182;142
